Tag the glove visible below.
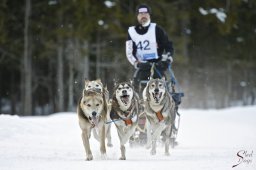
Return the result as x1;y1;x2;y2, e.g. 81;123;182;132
134;61;139;69
167;55;173;63
162;53;173;63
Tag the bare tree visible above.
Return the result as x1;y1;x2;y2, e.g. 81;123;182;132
23;0;32;115
56;36;64;112
67;39;74;111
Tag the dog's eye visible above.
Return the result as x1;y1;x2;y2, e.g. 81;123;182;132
96;84;99;87
118;88;121;90
159;84;162;87
126;87;129;89
88;85;91;88
96;104;99;107
87;104;91;107
151;84;155;87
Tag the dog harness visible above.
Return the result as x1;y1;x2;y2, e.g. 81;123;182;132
121;111;133;125
156;110;164;122
116;106;135;126
110;96;139;126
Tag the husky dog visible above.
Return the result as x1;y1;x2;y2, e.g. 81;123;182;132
143;78;175;155
84;79;113;147
110;82;140;160
84;79;104;93
77;89;107;161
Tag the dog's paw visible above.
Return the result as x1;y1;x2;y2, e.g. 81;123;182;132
107;143;113;147
145;143;151;149
150;150;156;155
86;154;93;161
119;157;126;160
101;153;108;160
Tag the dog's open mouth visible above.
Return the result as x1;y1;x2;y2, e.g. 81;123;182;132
152;92;162;102
89;116;99;126
120;95;130;105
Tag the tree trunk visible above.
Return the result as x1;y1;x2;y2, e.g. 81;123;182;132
83;41;89;80
242;69;248;106
67;39;74;111
68;59;74;111
96;30;101;79
23;0;32;115
225;61;232;107
11;72;17;115
57;38;64;112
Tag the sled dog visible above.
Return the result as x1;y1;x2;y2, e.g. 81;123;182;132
84;79;104;93
110;82;140;160
143;77;175;155
77;89;107;161
84;79;113;147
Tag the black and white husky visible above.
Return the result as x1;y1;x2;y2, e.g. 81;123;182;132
110;82;140;160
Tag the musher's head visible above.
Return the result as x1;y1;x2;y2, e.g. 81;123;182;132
136;4;151;27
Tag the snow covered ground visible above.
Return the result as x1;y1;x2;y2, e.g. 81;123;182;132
0;106;256;170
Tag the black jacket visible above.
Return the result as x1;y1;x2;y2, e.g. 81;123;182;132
127;23;174;63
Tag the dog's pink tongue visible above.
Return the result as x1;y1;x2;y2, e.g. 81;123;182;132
92;116;98;126
154;93;160;99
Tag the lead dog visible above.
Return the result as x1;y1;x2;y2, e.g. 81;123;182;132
110;82;139;160
143;78;175;155
77;89;107;161
84;79;113;147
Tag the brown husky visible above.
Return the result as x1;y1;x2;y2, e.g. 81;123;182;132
77;89;107;161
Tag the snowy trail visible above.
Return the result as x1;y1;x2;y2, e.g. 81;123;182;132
0;106;256;170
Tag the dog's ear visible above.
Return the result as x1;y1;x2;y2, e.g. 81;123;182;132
149;76;156;80
83;89;86;97
113;78;118;88
96;79;102;83
129;79;133;86
84;79;89;87
104;85;108;91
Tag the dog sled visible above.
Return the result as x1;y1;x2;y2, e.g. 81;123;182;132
130;61;184;148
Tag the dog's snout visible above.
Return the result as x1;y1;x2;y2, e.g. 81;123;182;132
154;88;159;93
92;111;97;117
122;90;127;94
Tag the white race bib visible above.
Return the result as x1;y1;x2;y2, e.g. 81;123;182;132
128;23;158;61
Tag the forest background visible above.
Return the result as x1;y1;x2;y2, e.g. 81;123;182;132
0;0;255;115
